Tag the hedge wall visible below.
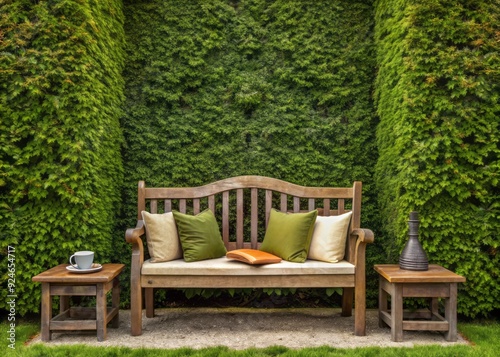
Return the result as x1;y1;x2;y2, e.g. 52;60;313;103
3;0;495;317
374;0;500;317
120;0;379;304
0;0;125;315
121;0;377;222
122;0;376;187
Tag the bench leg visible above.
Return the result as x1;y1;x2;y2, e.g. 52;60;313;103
354;256;367;336
354;285;366;336
341;288;353;317
130;284;143;336
145;288;154;318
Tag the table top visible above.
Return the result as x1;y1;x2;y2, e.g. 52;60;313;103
374;264;466;283
32;263;125;284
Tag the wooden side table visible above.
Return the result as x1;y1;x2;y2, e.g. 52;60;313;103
374;264;465;342
32;263;125;342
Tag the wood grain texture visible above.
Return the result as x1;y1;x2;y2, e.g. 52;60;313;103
32;264;124;341
126;176;374;337
374;264;466;283
375;264;465;342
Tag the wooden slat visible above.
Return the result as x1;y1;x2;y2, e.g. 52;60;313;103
323;199;330;216
179;199;186;214
308;198;315;211
142;274;356;289
208;195;215;212
150;200;157;214
50;320;97;330
226;242;257;250
138;181;146;220
403;283;450;298
374;265;466;283
52;309;70;321
251;188;258;249
293;197;300;213
236;189;244;248
338;198;345;214
193;198;200;215
222;191;229;245
352;181;361;229
265;190;273;227
143;176;354;199
164;199;172;213
402;320;449;331
59;296;69;313
281;193;287;212
50;285;97;296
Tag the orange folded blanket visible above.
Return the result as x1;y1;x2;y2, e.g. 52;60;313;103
226;249;282;265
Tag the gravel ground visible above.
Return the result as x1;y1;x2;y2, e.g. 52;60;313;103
29;308;468;350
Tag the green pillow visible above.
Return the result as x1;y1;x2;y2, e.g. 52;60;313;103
260;209;318;263
172;209;227;262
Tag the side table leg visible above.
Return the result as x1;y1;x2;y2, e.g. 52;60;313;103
111;277;120;328
378;276;388;328
391;283;403;342
430;298;439;320
445;283;458;341
96;284;107;341
60;295;70;314
41;283;52;341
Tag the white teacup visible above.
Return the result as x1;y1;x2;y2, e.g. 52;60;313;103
69;251;94;269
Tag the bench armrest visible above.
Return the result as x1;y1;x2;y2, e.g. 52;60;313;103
125;220;146;246
125;221;145;280
350;228;374;266
351;228;374;244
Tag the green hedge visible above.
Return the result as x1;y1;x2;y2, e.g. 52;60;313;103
374;0;500;317
122;0;377;185
3;0;496;317
0;0;125;315
122;0;377;218
121;0;379;305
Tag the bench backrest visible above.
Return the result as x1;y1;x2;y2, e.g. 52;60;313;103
136;176;362;263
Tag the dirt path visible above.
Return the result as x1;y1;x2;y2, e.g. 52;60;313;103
29;308;468;350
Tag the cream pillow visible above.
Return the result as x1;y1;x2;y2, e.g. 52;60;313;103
141;211;183;262
308;211;353;263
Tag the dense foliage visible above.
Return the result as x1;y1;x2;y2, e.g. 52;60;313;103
1;0;497;317
120;0;379;306
374;0;500;316
0;0;125;315
121;0;376;189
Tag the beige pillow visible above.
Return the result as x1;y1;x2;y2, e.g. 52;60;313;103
308;211;352;263
141;211;183;262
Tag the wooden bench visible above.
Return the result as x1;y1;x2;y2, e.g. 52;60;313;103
125;176;374;336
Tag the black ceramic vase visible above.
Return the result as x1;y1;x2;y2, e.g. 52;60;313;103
399;211;428;271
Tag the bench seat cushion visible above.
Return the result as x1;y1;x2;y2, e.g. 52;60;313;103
141;257;355;276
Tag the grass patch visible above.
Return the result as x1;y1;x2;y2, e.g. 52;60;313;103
2;320;498;356
2;320;39;355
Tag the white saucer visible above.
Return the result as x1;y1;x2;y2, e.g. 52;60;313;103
66;263;102;274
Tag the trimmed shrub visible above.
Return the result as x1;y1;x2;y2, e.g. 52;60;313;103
0;0;125;315
121;0;379;305
374;0;500;317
